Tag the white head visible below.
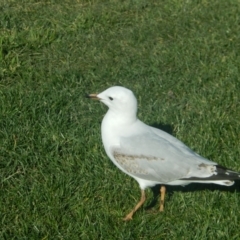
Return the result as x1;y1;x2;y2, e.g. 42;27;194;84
88;86;138;121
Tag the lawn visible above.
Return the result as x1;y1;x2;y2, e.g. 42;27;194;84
1;0;240;239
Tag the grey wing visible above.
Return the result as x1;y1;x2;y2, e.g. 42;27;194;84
112;132;217;183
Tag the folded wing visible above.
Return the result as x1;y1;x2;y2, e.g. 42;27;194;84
112;132;219;183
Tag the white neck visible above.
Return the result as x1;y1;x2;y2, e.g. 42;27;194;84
101;109;137;160
104;108;137;126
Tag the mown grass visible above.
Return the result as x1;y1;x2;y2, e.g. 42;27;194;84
1;0;240;239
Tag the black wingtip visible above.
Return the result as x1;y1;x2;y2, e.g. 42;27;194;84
181;165;240;182
216;165;240;179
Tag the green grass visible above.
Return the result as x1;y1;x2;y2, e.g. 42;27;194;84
1;0;240;239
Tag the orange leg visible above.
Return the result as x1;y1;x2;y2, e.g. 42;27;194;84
123;190;146;221
159;185;166;212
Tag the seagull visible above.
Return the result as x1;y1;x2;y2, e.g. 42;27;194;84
87;86;240;220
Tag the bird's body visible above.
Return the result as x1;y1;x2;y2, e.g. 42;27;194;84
88;86;240;220
102;113;235;187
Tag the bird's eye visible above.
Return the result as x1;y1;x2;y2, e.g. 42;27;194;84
109;97;113;101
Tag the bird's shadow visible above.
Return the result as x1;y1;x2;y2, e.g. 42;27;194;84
145;122;240;210
145;181;240;211
150;122;174;135
145;182;240;210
